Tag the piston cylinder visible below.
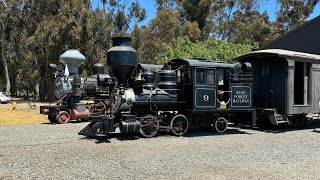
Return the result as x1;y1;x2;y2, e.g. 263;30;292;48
119;114;141;133
101;115;115;133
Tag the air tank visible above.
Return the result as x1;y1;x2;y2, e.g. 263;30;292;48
142;70;155;90
107;37;137;87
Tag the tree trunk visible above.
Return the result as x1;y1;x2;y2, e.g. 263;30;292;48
0;78;3;92
34;82;39;100
0;23;10;95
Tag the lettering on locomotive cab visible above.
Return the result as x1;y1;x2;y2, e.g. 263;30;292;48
231;86;251;107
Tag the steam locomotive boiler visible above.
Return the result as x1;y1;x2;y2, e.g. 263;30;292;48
79;37;255;138
40;50;115;124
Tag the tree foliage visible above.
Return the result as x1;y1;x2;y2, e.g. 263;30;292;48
212;0;273;46
275;0;320;34
156;36;257;64
100;0;146;34
0;0;319;99
135;8;181;64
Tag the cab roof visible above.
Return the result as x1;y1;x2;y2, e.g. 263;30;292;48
166;58;235;68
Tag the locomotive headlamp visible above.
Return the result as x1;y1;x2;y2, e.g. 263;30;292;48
126;98;133;105
48;63;64;72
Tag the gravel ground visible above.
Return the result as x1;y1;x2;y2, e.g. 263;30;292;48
1;123;320;180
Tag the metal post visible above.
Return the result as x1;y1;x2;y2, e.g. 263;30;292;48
303;63;308;105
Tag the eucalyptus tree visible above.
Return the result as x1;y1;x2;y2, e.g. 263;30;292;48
0;0;23;94
275;0;320;35
99;0;146;35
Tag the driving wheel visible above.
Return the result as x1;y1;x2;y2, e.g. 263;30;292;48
170;114;189;136
139;115;159;138
214;117;228;133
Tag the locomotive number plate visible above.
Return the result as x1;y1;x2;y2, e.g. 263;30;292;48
195;88;216;108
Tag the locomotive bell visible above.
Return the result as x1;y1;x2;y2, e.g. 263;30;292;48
107;37;137;88
59;49;86;76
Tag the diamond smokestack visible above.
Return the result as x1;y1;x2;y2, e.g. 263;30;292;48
107;37;137;87
59;49;86;76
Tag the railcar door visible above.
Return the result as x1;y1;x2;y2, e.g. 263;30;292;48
253;60;287;114
193;67;217;111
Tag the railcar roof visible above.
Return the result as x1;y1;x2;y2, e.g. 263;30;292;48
234;49;320;63
167;58;235;68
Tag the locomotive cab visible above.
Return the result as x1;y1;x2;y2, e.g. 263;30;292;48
164;58;255;131
165;59;253;112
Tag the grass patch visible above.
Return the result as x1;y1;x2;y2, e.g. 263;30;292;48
0;103;48;126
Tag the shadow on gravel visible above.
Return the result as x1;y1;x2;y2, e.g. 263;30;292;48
184;128;254;138
42;122;54;125
249;124;320;134
77;123;320;142
310;124;320;133
42;120;86;125
116;135;140;141
77;128;254;143
78;133;141;143
79;136;111;143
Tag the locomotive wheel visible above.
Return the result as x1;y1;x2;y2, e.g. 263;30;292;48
57;111;70;124
214;117;228;133
170;114;189;136
140;115;159;138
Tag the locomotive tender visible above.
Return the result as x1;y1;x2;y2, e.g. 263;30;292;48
78;37;255;138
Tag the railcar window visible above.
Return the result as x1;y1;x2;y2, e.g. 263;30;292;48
294;62;311;105
206;69;215;85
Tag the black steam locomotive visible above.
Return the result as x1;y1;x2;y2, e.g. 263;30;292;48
40;50;114;124
42;36;320;138
78;37;254;138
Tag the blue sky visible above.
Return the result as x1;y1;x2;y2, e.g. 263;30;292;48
92;0;320;27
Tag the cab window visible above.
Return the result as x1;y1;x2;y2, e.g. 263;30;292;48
196;68;215;85
196;68;205;85
206;69;215;85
